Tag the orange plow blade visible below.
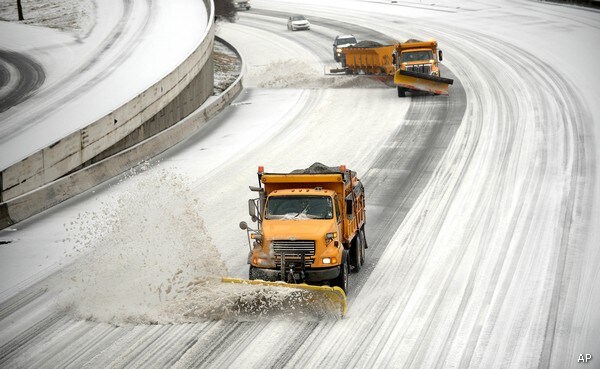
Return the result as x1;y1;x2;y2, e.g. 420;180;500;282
221;277;347;318
394;70;454;95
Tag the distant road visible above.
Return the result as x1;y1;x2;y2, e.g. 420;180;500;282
0;50;44;114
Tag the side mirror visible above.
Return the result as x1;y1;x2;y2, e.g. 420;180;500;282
239;221;248;230
438;50;443;61
248;199;258;222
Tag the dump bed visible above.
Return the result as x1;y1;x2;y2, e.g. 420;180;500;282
343;44;395;75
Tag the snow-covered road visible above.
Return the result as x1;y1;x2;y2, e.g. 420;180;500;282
1;0;599;368
0;0;208;170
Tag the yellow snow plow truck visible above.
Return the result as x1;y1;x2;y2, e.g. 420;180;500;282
227;163;368;317
393;39;454;97
329;38;453;97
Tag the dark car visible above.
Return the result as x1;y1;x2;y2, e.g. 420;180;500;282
333;35;357;62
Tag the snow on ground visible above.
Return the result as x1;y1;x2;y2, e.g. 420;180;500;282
0;0;94;36
0;0;208;170
213;40;241;93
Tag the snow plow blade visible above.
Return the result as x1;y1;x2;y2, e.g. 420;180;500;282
394;70;454;95
222;277;347;317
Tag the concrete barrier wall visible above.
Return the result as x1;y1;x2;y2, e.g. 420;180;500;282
1;0;216;203
542;0;600;7
0;36;244;229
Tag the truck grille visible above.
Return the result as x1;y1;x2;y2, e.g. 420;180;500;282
272;240;315;268
406;64;431;74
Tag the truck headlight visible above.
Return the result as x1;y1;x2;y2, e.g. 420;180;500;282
252;256;275;268
325;232;337;245
250;232;262;241
336;48;342;53
322;257;337;264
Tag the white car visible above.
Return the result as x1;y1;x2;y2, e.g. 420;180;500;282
287;15;310;31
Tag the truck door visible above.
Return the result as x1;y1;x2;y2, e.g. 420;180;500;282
334;195;343;238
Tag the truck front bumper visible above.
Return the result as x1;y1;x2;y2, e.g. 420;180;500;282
251;266;340;282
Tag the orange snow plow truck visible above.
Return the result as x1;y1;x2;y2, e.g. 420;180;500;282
224;163;368;317
331;39;453;96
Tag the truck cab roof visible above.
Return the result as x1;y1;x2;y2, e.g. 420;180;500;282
269;188;335;196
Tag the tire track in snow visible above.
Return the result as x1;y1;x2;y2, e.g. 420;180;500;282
0;312;64;365
384;24;591;369
398;28;540;369
0;50;45;114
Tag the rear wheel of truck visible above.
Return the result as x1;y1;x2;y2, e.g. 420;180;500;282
397;86;406;97
333;250;349;293
359;228;366;265
351;232;365;272
249;265;256;280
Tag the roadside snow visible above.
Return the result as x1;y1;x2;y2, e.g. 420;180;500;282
0;0;94;36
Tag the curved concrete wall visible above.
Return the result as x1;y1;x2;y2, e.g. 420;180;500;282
0;36;244;229
1;0;216;203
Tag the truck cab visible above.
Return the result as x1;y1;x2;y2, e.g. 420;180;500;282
394;40;443;77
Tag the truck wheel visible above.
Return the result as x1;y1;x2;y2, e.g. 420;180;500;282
249;265;256;280
352;233;364;273
333;250;349;293
397;86;406;97
359;229;366;265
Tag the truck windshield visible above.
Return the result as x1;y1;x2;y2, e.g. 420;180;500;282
401;50;434;62
337;37;356;45
266;196;333;220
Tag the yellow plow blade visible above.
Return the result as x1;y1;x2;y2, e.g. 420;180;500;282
394;70;454;95
222;277;347;318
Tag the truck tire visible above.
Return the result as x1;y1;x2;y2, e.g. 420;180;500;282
333;250;349;293
249;265;256;280
397;86;406;97
359;228;366;265
351;232;365;273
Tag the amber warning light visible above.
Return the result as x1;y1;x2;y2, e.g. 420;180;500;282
258;166;264;173
340;165;347;172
